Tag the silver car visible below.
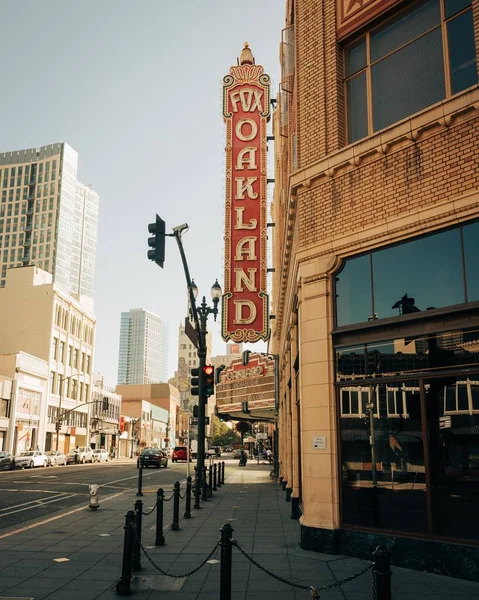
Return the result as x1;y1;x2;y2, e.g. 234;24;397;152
92;449;109;463
14;451;49;468
45;450;67;466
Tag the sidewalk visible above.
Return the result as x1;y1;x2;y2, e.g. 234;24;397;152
0;461;478;599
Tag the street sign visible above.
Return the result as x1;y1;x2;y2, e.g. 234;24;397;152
184;317;198;349
190;417;209;426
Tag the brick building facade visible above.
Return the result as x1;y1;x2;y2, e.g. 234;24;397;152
271;0;479;579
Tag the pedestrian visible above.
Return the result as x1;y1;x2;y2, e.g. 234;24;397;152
266;448;272;464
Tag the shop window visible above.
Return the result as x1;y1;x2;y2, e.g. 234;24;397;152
335;222;475;327
345;0;477;143
425;374;479;540
340;380;427;533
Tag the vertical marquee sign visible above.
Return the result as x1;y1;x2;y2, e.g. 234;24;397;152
222;43;270;343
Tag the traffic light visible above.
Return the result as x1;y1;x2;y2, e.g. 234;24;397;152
147;214;166;268
191;367;200;396
102;397;109;411
203;364;215;397
193;405;199;418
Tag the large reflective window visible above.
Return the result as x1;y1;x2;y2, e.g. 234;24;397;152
463;221;479;302
335;254;372;327
373;228;464;319
340;381;427;533
425;375;479;541
336;328;479;382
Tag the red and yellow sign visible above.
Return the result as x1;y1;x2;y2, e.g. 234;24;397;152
222;43;270;343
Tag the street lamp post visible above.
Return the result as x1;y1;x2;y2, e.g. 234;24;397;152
191;281;222;508
55;371;84;451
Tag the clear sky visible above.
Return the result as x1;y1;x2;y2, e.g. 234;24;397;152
0;0;284;384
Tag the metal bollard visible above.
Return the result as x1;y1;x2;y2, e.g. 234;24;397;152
221;460;225;485
373;546;392;600
184;476;192;519
213;462;218;491
209;464;213;495
194;468;201;510
171;481;180;531
116;510;135;595
136;459;144;497
220;522;234;600
202;466;208;501
155;488;165;546
132;499;143;571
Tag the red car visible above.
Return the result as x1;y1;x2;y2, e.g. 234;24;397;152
172;446;191;462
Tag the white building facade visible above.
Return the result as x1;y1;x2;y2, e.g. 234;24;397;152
118;309;169;385
0;266;95;453
90;374;122;454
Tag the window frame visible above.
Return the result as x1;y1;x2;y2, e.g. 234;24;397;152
343;0;476;143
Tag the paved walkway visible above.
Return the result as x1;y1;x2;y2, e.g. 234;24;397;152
0;461;478;599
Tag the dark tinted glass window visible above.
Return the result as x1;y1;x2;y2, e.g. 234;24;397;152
347;72;368;142
462;221;479;301
447;10;478;94
335;255;372;326
372;228;464;320
426;374;479;540
445;0;472;18
370;0;440;62
345;38;366;76
372;28;445;131
341;381;427;533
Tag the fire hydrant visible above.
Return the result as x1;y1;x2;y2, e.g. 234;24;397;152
89;484;100;510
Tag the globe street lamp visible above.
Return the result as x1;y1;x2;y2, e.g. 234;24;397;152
192;279;221;508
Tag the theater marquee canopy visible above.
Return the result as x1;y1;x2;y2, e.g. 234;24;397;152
215;353;277;422
221;43;270;343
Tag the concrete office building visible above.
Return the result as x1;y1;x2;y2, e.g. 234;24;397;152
117;309;169;385
0;142;99;298
271;0;479;580
0;266;95;452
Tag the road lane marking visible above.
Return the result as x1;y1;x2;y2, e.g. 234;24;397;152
0;494;78;517
0;490;125;540
0;492;69;512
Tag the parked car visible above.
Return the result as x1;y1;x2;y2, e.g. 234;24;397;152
172;446;190;462
137;448;168;468
14;451;49;468
66;446;93;464
92;449;109;463
0;451;14;470
45;450;67;466
208;446;222;457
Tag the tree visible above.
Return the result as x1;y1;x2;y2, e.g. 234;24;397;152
211;416;239;447
235;421;250;444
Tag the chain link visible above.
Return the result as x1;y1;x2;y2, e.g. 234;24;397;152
232;539;373;592
372;564;377;600
141;500;158;516
131;523;219;578
163;493;174;502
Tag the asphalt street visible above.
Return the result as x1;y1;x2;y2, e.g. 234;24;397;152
0;459;190;532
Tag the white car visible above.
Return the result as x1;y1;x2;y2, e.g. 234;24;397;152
92;449;109;463
14;451;49;469
45;450;67;466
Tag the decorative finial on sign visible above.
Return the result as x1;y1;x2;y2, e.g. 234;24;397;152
240;42;255;65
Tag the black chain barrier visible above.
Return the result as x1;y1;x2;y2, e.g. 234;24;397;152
141;500;158;516
232;538;373;597
132;523;220;579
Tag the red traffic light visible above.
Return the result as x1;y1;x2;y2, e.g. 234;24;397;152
203;365;214;376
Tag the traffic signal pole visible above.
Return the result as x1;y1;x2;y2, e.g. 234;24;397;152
148;220;220;509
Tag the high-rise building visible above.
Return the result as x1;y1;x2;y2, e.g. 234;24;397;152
0;142;99;297
117;309;169;385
